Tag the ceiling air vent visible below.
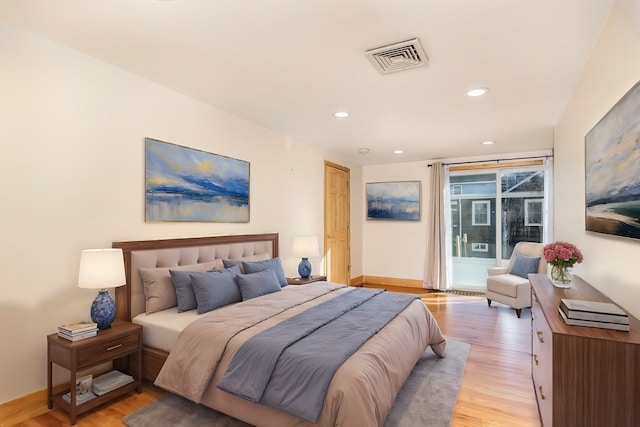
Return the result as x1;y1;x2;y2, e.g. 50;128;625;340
365;38;428;75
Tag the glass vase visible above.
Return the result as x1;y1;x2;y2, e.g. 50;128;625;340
550;264;573;288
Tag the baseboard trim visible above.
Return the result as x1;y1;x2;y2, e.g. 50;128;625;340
351;275;424;289
349;275;365;286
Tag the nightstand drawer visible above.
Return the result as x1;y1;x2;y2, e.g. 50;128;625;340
77;332;140;368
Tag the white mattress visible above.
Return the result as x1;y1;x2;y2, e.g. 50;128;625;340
132;307;202;353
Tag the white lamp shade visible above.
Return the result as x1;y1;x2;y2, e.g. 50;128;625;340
78;248;126;289
292;236;320;258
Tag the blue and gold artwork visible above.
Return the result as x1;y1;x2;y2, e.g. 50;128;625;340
585;81;640;240
366;181;420;221
145;138;249;222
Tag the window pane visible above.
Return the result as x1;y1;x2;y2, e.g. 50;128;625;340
450;174;496;260
501;171;544;259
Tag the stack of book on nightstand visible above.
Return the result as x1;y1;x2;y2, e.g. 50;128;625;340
558;298;630;332
62;390;96;405
62;374;96;405
57;321;98;341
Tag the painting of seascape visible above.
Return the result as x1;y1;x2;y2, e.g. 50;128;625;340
366;181;421;220
585;81;640;240
145;138;249;222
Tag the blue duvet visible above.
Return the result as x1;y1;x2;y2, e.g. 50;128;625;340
217;288;417;422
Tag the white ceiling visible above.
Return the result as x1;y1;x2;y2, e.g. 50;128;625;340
0;0;613;165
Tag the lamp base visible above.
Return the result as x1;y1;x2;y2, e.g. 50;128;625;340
90;289;116;329
298;258;312;279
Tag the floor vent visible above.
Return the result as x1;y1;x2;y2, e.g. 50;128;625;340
365;38;428;75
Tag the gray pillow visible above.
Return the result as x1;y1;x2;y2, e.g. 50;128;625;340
236;268;282;301
169;270;198;312
242;257;287;287
222;259;244;273
222;254;271;273
509;254;541;278
190;265;241;314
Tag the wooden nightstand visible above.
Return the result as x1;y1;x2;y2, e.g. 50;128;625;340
47;319;142;424
286;275;327;285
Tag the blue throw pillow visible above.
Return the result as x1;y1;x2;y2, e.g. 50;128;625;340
190;265;241;314
242;257;287;287
169;270;200;312
509;254;541;279
222;259;244;273
235;268;282;301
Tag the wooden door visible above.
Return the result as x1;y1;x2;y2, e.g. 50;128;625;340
324;161;350;284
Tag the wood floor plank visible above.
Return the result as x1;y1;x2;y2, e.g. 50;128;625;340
419;290;540;427
1;287;541;427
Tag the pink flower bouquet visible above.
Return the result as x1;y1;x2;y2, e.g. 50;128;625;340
543;241;584;268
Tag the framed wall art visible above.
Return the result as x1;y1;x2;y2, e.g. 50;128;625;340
585;80;640;240
366;181;421;221
145;138;250;222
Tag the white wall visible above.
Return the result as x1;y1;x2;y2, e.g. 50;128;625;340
362;162;429;281
554;0;640;318
0;23;361;403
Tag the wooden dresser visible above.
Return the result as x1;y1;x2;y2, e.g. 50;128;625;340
529;274;640;427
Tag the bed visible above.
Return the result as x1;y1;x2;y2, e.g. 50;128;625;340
113;233;446;427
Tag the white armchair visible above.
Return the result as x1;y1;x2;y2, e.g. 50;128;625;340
486;241;547;318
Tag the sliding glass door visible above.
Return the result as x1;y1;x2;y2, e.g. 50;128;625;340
449;165;547;289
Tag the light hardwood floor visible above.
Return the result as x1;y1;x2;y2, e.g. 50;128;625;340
1;288;541;427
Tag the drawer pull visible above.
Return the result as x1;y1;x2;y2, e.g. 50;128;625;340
536;331;545;343
538;385;546;400
107;344;123;351
533;354;539;365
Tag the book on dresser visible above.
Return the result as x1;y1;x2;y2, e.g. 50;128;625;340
558;306;630;331
560;298;629;324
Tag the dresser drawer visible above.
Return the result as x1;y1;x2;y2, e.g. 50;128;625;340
531;295;553;427
77;332;140;369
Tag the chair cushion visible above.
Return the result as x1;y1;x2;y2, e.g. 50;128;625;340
509;254;541;278
487;274;530;298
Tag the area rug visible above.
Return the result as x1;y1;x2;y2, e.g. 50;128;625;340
123;340;470;427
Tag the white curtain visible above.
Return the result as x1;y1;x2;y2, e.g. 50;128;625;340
424;162;451;290
543;156;554;243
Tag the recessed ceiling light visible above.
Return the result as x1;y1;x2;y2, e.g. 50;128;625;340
393;150;404;154
482;140;495;145
466;88;490;97
333;111;349;118
358;148;370;155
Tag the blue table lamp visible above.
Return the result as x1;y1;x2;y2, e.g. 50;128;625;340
78;248;126;329
292;236;319;278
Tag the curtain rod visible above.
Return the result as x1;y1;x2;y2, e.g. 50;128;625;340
427;154;552;167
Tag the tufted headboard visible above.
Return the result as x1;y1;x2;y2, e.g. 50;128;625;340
112;233;278;321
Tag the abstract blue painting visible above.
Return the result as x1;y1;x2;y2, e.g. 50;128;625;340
366;181;421;220
145;138;249;222
585;80;640;240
